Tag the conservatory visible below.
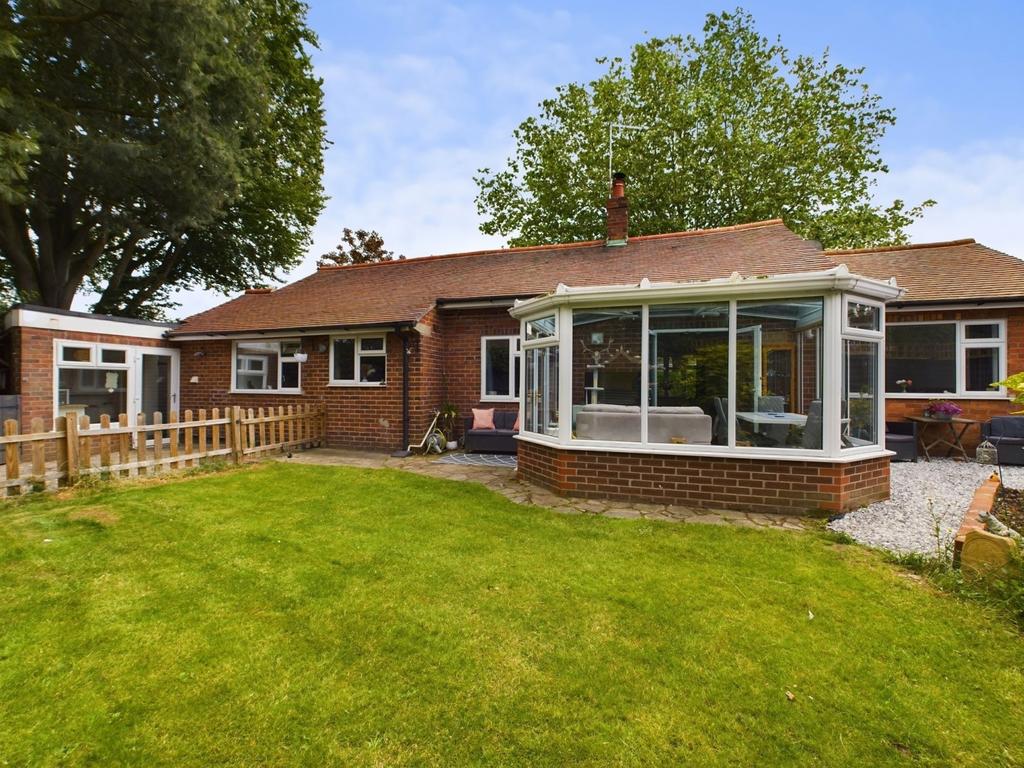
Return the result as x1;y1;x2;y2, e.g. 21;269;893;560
511;266;903;515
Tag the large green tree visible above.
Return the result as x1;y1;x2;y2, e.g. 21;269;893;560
0;0;325;318
475;9;932;250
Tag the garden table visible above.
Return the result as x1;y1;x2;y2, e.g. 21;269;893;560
905;415;978;461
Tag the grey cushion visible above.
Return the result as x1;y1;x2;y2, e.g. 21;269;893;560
649;406;704;414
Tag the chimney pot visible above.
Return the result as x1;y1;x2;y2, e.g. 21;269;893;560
606;172;628;245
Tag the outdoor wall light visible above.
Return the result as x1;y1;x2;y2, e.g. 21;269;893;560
316;342;327;353
193;350;205;358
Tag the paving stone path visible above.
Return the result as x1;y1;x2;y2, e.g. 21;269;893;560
279;449;806;532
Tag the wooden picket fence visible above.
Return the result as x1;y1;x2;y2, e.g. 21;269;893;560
0;404;325;498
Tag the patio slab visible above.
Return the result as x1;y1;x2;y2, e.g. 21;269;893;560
279;449;807;532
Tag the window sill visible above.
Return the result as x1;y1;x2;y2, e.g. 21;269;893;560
229;389;303;396
885;392;1008;400
480;395;518;403
327;381;386;388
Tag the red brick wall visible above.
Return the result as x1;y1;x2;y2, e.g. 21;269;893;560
178;331;420;452
439;307;520;430
884;307;1024;450
517;439;890;515
9;326;174;433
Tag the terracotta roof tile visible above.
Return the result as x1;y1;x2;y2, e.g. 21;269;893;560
826;240;1024;304
172;220;835;335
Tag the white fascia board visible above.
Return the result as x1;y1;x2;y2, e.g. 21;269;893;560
510;268;903;319
5;307;174;340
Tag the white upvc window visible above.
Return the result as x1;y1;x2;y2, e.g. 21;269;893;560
480;336;521;402
329;334;387;386
885;319;1007;398
232;339;303;393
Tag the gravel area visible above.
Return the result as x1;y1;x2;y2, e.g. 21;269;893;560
828;460;1024;556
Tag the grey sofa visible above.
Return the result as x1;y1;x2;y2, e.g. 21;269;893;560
575;404;712;444
981;416;1024;465
885;421;918;462
463;411;518;453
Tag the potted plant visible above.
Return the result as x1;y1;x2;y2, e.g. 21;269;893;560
924;400;963;421
438;402;460;450
895;378;912;393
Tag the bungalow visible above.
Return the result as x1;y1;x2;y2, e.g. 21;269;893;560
4;177;1024;514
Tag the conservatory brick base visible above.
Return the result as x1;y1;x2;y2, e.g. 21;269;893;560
517;440;890;515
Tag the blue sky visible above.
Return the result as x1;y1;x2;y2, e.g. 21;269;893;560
162;1;1024;317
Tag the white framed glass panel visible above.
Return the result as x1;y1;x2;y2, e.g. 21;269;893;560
964;323;1000;340
571;307;642;442
330;335;385;384
735;297;824;450
332;338;356;381
965;347;1001;392
647;302;728;446
60;343;93;365
100;348;127;365
524;345;558;436
482;337;518;400
359;337;385;352
235;342;280;390
846;300;881;332
843;339;880;448
525;315;557;342
885;323;956;394
57;368;128;423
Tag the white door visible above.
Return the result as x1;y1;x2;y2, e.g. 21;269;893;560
136;349;179;421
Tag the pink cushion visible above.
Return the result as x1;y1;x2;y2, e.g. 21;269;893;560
472;408;495;430
513;413;520;431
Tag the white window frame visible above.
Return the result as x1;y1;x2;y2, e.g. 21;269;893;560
57;341;96;367
230;339;303;394
885;319;1007;399
53;341;178;427
328;334;387;387
480;335;521;402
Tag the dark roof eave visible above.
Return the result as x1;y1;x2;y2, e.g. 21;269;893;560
168;319;417;339
435;293;541;305
888;296;1024;308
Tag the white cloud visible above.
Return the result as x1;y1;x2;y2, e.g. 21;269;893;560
877;140;1024;258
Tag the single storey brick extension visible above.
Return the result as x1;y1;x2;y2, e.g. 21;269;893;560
4;178;1024;514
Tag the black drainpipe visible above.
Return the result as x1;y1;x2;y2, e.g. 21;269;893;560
391;330;412;457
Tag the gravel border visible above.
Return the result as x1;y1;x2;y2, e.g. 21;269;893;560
827;460;1024;556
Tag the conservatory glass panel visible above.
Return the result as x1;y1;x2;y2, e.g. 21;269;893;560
647;302;728;446
843;339;880;447
571;307;642;442
735;298;824;450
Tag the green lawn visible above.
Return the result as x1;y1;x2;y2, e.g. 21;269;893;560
1;463;1022;766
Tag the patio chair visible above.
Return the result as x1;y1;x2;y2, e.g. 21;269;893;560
801;401;823;449
713;396;728;445
885;421;918;462
757;395;789;447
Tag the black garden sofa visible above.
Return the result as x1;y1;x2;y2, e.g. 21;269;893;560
981;416;1024;465
463;411;518;453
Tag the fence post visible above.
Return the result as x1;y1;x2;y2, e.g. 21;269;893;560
230;405;244;464
30;417;45;486
65;415;80;485
5;419;20;496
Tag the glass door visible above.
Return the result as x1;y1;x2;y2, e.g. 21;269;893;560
137;350;179;421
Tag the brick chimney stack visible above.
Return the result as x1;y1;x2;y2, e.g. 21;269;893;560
606;172;628;245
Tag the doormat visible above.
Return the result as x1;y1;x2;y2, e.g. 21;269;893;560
434;453;518;468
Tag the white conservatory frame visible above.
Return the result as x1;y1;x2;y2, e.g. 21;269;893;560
510;266;903;463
